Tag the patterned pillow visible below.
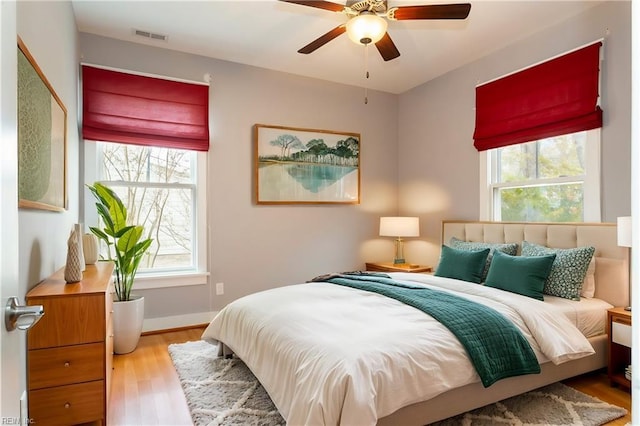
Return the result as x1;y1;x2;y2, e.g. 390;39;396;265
449;237;519;282
521;241;596;301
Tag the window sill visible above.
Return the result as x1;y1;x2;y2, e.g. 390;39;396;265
131;271;210;290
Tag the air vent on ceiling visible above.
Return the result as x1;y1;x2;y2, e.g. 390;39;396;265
133;29;168;42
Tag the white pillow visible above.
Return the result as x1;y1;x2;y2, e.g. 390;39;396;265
580;257;596;298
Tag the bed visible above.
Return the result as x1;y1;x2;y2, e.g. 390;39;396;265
202;221;629;425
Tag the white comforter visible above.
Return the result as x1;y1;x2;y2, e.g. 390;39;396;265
201;272;595;426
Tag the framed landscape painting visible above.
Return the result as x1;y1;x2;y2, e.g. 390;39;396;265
17;37;67;211
254;124;360;204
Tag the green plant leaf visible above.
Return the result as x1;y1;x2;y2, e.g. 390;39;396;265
94;182;127;231
89;226;109;242
87;182;153;302
117;226;143;254
114;225;136;238
130;239;153;260
86;184;110;209
95;203;115;233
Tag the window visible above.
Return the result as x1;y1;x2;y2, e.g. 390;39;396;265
81;66;209;288
480;129;600;222
474;43;603;223
84;141;208;283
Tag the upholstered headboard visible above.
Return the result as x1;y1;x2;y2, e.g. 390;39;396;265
442;221;629;308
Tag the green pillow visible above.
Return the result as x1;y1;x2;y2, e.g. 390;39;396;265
449;237;519;282
484;250;556;300
435;245;490;284
521;241;595;301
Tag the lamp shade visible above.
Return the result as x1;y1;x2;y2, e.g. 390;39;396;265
617;216;632;248
379;217;420;237
346;12;388;45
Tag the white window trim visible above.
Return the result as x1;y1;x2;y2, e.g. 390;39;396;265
583;129;601;222
133;271;210;290
479;128;601;222
83;141;209;288
479;150;490;221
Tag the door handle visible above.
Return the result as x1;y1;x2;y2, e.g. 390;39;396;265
5;297;44;331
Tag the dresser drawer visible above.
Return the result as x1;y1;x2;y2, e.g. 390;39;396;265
28;342;103;390
28;293;106;349
29;380;104;425
612;320;632;348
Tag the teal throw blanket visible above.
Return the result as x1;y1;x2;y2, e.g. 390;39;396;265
319;273;540;387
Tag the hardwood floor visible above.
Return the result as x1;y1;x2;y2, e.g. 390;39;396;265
108;327;204;425
108;327;631;425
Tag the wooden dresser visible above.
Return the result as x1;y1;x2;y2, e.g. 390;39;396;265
26;261;114;425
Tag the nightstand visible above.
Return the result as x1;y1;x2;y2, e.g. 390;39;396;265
365;262;433;273
607;307;631;389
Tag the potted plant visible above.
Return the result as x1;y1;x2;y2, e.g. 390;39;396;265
87;182;153;354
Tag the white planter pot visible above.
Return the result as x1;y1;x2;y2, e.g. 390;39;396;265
113;296;144;354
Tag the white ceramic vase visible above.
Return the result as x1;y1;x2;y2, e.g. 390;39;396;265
112;296;144;354
82;233;99;265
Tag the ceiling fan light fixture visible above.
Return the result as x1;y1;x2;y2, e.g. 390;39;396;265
346;11;388;45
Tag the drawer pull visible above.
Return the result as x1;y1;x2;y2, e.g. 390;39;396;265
64;402;71;409
64;361;70;367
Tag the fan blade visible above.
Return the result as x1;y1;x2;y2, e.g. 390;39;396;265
375;32;400;61
298;25;347;54
390;3;471;20
279;0;345;13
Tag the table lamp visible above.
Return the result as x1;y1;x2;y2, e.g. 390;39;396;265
379;217;420;264
617;216;632;311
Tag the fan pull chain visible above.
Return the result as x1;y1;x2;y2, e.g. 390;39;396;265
364;43;369;104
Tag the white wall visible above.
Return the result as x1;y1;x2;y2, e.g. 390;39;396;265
78;34;400;321
17;1;80;292
14;0;79;409
398;1;632;267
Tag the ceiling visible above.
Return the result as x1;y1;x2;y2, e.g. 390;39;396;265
71;0;603;94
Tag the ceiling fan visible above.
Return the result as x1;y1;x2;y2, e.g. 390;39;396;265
280;0;472;61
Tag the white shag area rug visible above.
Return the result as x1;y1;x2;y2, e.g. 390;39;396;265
168;340;627;426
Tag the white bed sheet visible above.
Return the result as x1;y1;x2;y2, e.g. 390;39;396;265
543;295;612;337
202;273;596;426
393;272;612;338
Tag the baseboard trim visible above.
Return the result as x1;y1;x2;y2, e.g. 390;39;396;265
142;311;217;333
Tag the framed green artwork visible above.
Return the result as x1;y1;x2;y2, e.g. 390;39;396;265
17;37;67;211
254;124;360;204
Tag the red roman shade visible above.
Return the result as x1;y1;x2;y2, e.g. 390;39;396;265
473;42;602;151
82;66;210;151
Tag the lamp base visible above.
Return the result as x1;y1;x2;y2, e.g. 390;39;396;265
393;238;406;266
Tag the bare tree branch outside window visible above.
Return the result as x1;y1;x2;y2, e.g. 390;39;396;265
99;142;195;271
